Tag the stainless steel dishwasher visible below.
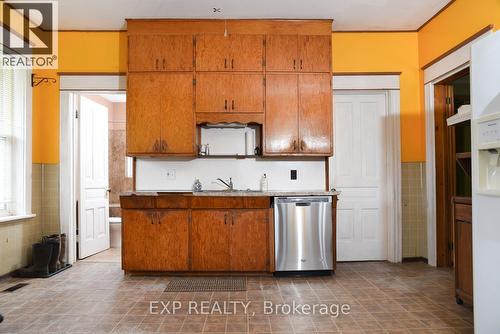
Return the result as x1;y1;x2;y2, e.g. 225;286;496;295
274;196;333;274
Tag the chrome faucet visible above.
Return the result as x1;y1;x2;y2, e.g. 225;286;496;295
217;177;233;191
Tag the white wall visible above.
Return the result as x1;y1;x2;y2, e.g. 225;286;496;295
136;158;326;191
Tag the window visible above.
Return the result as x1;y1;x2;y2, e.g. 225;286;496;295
0;69;31;219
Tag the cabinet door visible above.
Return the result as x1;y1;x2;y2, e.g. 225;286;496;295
157;35;194;71
264;74;298;154
195;35;230;71
127;73;162;154
230;210;269;271
298;35;331;73
298;74;332;155
191;210;230;271
122;209;157;270
455;220;473;301
230;74;264;113
230;35;264;71
266;35;298;72
160;74;195;154
157;210;190;270
195;73;230;113
128;35;160;72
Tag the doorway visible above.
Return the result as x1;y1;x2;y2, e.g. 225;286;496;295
330;91;396;261
433;68;471;267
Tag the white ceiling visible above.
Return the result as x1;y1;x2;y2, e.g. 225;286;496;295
57;0;451;31
99;93;126;103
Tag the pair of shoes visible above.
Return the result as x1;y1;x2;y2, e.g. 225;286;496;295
16;242;53;276
42;235;61;273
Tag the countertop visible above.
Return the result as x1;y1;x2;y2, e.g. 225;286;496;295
121;190;340;197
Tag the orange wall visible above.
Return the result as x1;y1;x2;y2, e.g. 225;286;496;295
418;0;500;67
32;32;127;163
332;32;424;162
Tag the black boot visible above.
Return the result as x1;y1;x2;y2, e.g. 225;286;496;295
43;235;61;273
16;243;53;277
58;234;67;268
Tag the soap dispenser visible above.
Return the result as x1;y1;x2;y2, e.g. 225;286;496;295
260;174;268;192
193;178;202;192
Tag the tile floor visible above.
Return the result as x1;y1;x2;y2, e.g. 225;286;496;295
0;262;473;333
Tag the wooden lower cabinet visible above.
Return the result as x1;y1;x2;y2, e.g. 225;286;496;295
191;209;269;272
122;209;189;271
453;197;473;305
191;210;231;271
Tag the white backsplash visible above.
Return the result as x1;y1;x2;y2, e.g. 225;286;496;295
135;158;326;191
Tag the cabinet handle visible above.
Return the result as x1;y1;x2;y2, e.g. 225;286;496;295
300;140;305;151
156;59;159;70
161;140;167;152
153;140;159;152
156;212;161;225
293;139;297;151
150;213;154;224
300;59;303;70
231;100;235;110
224;58;227;69
224;99;227;111
293;59;296;70
163;59;166;70
224;213;227;225
231;59;234;69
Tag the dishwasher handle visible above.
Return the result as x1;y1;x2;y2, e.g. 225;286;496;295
275;196;332;204
295;202;311;207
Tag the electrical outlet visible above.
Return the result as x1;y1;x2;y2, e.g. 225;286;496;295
166;169;176;180
290;169;297;180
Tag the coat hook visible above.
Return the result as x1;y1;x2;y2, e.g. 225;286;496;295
31;74;57;87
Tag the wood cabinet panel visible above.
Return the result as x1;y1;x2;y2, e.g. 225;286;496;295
127;73;162;154
195;35;230;71
157;210;190;270
230;35;264;71
122;209;153;270
298;35;331;72
195;73;230;113
157;35;194;71
298;74;332;154
265;74;298;154
129;35;194;72
455;219;473;303
191;210;230;271
266;35;298;72
230;74;264;113
191;196;270;209
160;74;195;154
230;210;269;271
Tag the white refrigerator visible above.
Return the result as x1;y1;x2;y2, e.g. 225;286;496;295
471;31;500;333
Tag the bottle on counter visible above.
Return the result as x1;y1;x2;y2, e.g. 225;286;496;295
260;173;268;192
193;178;202;192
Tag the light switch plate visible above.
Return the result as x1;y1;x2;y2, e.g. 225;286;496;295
166;169;176;180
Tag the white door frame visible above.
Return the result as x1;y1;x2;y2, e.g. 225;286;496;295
423;29;492;266
59;75;126;264
333;74;402;263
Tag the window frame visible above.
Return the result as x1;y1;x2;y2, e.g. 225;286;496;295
0;69;34;223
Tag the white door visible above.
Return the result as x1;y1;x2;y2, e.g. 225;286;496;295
78;95;110;258
330;92;388;261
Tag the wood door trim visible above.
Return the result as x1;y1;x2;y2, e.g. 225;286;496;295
421;24;494;70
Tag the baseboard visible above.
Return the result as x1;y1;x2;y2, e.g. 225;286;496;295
402;257;428;264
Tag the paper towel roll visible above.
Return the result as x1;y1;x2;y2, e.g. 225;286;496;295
245;130;255;155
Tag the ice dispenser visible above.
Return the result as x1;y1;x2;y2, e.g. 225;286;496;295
475;112;500;195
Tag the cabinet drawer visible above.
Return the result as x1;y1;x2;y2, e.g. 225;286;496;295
120;196;156;209
455;203;472;222
156;196;190;209
191;196;270;209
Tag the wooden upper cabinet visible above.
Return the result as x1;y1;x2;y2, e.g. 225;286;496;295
195;34;263;71
230;74;264;113
196;73;263;113
160;74;195;154
266;35;298;72
298;74;332;154
195;34;230;71
230;210;269;271
191;210;230;271
128;35;194;72
127;73;162;154
298;35;331;72
265;74;298;154
195;73;230;113
230;35;264;71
